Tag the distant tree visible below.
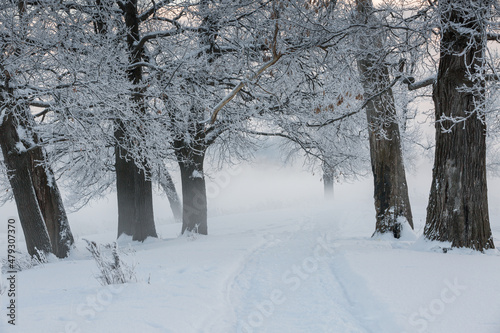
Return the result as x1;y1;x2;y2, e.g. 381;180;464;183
322;161;335;200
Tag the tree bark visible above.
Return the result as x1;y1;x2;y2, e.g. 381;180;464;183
355;0;413;238
29;138;74;257
115;0;157;241
425;0;494;250
115;135;137;237
0;111;52;257
20;106;74;257
174;124;208;235
178;156;207;235
115;129;157;241
132;163;156;241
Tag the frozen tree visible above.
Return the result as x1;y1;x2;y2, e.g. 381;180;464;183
375;0;498;249
164;0;274;235
0;1;74;258
199;0;371;197
0;0;450;247
113;0;158;240
220;0;419;221
424;0;495;250
32;0;174;240
39;0;270;236
245;48;372;200
354;0;414;238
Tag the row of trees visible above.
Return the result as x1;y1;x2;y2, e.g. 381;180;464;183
0;0;497;257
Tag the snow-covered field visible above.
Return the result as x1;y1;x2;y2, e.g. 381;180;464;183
1;157;500;333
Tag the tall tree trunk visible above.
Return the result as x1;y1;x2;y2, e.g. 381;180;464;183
158;168;182;222
30;136;74;257
115;0;157;241
115;135;137;237
166;0;216;235
355;0;413;238
178;155;207;235
174;125;208;235
115;128;157;241
133;165;156;241
0;110;52;257
425;0;494;250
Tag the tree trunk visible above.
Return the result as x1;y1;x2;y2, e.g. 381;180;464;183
425;0;494;250
158;168;182;222
115;0;157;241
355;0;413;238
115;137;137;237
174;126;208;235
178;157;207;235
17;104;74;258
115;136;157;241
132;165;156;241
323;162;334;200
0;111;52;257
30;141;74;258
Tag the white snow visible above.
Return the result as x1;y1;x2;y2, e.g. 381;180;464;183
15;126;34;151
14;141;26;153
192;170;203;179
0;159;499;333
0;108;6;127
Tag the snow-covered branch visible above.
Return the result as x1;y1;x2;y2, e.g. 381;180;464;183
208;53;282;125
402;75;437;90
139;0;175;22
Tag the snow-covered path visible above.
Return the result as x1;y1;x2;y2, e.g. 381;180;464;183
1;202;500;333
203;206;418;333
205;210;381;333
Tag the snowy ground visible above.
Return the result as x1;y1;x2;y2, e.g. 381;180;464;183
1;157;500;333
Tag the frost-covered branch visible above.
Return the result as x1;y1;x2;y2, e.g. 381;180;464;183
139;0;175;22
208;53;282;125
402;75;437;90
